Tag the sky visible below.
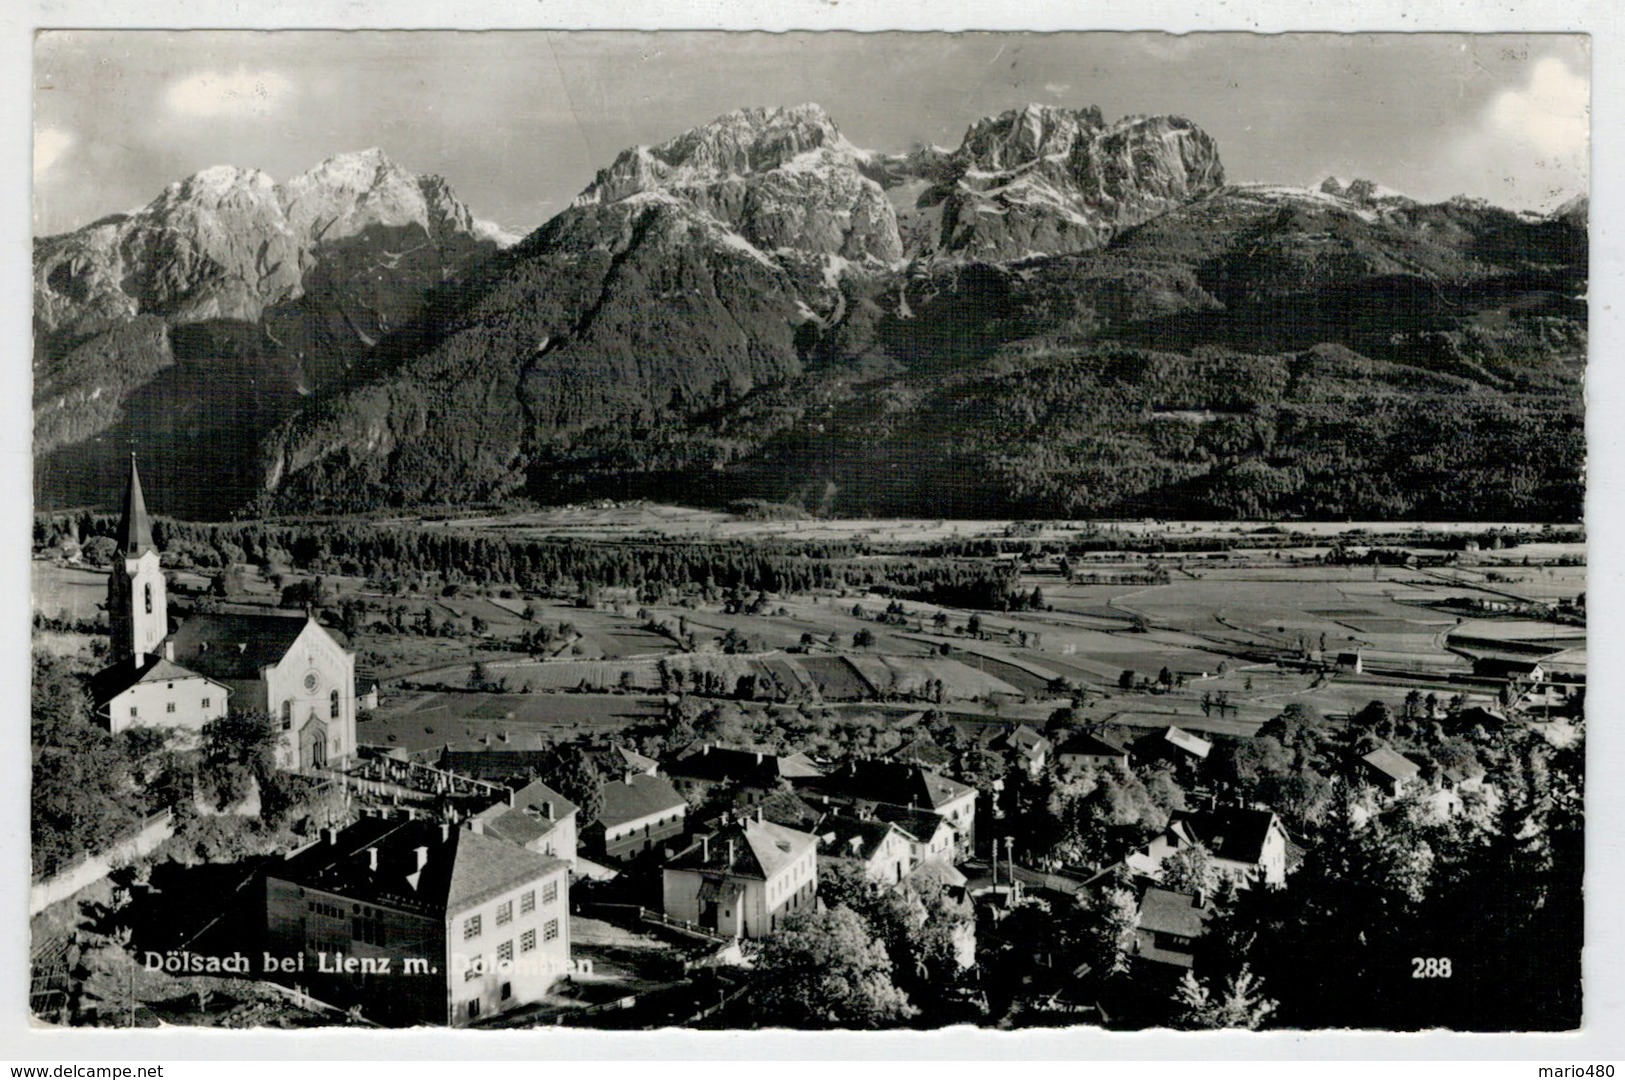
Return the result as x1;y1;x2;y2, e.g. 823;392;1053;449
33;31;1590;238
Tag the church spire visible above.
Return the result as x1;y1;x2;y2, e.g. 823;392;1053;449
117;453;155;556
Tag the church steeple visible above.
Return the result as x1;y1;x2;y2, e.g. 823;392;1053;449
107;454;167;664
117;454;155;556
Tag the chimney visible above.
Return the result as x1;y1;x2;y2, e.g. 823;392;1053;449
163;641;175;662
508;788;517;808
325;826;340;846
727;838;736;865
701;835;710;861
755;752;764;765
470;818;485;835
366;847;379;872
757;808;764;824
542;801;554;821
703;743;711;756
440;822;451;842
414;845;430;871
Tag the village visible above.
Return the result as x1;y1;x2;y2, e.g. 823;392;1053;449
28;466;1586;1031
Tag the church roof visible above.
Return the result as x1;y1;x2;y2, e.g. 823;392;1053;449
88;654;225;706
116;456;155;556
166;611;328;680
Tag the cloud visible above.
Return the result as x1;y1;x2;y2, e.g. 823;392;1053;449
1044;82;1071;98
1486;56;1589;165
163;66;297;119
34;126;73;179
1447;55;1589;209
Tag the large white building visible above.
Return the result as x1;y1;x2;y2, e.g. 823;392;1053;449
89;457;357;770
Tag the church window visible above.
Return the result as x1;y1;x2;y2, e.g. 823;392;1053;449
330;689;340;719
281;700;292;730
144;584;153;615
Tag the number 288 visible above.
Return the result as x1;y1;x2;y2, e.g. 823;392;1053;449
1412;957;1452;978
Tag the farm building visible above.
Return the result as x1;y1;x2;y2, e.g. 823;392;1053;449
1356;745;1422;798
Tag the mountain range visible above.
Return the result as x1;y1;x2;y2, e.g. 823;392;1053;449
33;103;1586;521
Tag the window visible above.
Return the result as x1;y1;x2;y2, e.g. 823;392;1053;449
520;929;536;953
201;698;211;709
129;706;138;718
496;900;512;926
520;890;535;914
463;915;481;940
166;702;176;714
501;982;512;1001
498;940;513;963
542;881;558;905
144;583;153;615
543;919;559;942
330;689;340;719
281;700;292;730
467;1000;480;1019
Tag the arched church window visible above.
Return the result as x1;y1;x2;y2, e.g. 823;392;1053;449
330;689;340;719
144;583;153;614
281;700;292;730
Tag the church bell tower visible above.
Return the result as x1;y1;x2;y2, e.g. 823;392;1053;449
106;455;168;663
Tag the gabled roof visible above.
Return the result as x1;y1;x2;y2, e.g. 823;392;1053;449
439;748;558;783
887;732;954;770
615;744;660;775
806;759;975;811
89;654;225;706
820;815;915;864
1360;745;1422;785
722;788;825;830
991;724;1051;758
272;818;566;918
167;612;334;681
116;455;155;556
868;802;958;841
471;778;579;848
664;819;817;881
1058;732;1129;759
1138;887;1211;939
1168;808;1282;866
667;741;824;785
598;773;687;830
1473;657;1544;677
1152;726;1212;759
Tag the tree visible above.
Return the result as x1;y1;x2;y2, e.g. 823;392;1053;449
751;906;915;1028
852;628;875;650
1068;871;1140;978
1171;965;1277;1030
1118;669;1136;691
1160;843;1219;898
538;744;604;823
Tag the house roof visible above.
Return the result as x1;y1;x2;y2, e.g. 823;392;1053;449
438;749;558;783
598;773;687;830
805;759;974;811
117;455;155;556
991;724;1052;758
820;815;914;864
1168;807;1282;866
471;778;579;848
89;654;224;706
906;857;969;890
1473;657;1544;677
1058;732;1129;760
615;744;660;775
166;612;335;681
664;819;817;881
1161;727;1212;759
887;732;954;770
272;818;566;918
667;741;824;785
1360;745;1422;785
1137;886;1211;939
722;788;825;830
867;802;957;841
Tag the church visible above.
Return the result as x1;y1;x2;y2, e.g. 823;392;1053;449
90;457;358;771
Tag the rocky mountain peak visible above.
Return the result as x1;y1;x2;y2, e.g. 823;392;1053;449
954;103;1107;171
